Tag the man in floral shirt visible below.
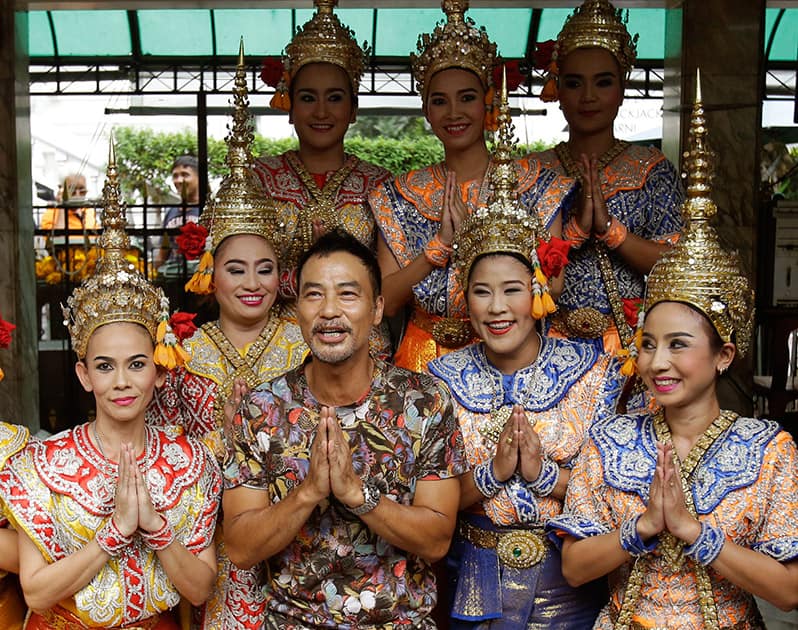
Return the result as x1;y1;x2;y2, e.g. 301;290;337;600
223;230;465;629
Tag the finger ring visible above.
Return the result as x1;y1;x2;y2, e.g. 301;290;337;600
506;437;513;445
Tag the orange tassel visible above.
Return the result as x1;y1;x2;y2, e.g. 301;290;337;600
154;343;173;369
540;77;558;102
620;356;636;377
535;267;548;287
0;367;4;382
156;320;168;343
542;290;556;314
185;250;215;295
531;293;544;319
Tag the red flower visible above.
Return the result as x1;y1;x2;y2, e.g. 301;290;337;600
537;237;571;278
622;298;643;329
0;315;14;349
169;311;198;342
175;222;208;260
534;40;557;70
492;59;525;91
260;57;284;88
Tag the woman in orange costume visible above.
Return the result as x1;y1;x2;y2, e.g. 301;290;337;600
550;87;798;629
147;46;307;630
1;147;221;630
0;422;29;630
534;0;683;353
370;0;575;372
254;0;392;356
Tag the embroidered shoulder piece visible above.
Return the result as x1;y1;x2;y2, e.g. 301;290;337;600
545;514;612;548
0;422;29;469
590;412;657;500
33;425;208;515
428;337;599;413
692;416;781;514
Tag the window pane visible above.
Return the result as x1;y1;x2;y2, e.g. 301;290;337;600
138;10;212;56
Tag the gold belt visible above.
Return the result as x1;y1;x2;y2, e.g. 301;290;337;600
607;602;759;630
36;606;162;630
459;521;547;569
411;310;476;348
550;307;613;339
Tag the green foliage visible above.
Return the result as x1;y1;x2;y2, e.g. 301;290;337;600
112;125;556;200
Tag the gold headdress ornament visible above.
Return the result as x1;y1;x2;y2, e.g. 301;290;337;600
187;39;283;295
63;136;188;368
620;71;755;375
411;0;498;123
540;0;638;102
453;69;563;319
270;0;369;112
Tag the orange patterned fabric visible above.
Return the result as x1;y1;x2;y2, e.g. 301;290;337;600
553;413;798;628
370;159;576;371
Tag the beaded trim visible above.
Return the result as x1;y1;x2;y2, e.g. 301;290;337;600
473;460;504;498
141;518;176;551
619;514;657;557
527;457;560;497
684;522;725;566
95;518;132;556
424;234;453;268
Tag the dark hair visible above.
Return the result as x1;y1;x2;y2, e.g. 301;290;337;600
296;228;381;297
172;155;198;172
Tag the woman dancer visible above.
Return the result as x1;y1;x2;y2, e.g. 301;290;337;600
371;0;575;372
550;84;798;628
535;0;683;352
147;46;307;630
0;422;29;629
0;146;221;630
429;89;618;628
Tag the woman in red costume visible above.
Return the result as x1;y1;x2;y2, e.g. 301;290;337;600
0;146;221;630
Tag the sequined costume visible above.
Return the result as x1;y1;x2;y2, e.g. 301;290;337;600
252;151;393;356
429;338;621;628
549;411;798;628
536;142;683;350
224;360;466;628
369;159;575;372
0;423;221;629
147;309;306;629
0;423;29;630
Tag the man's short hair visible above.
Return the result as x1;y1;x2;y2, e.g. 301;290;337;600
297;228;382;297
172;154;199;172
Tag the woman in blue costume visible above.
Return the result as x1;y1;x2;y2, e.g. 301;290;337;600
549;85;798;629
428;88;620;629
370;0;576;372
535;0;683;353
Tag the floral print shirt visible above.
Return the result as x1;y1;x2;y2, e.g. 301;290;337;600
224;360;466;629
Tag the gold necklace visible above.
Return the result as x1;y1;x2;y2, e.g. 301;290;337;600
555;139;629;181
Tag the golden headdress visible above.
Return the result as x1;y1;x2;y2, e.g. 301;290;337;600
453;70;563;319
63;139;184;366
270;0;368;111
411;0;497;99
540;0;638;102
643;72;754;355
187;40;282;295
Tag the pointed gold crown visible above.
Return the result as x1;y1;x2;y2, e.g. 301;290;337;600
63;138;169;358
283;0;368;93
644;72;754;355
554;0;637;75
453;71;547;286
201;40;282;255
411;0;497;98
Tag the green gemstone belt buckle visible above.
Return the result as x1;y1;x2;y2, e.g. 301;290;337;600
496;530;546;569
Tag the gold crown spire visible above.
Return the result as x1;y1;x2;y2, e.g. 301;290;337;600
453;69;547;291
411;0;497;98
63;134;170;359
644;70;754;355
283;0;368;93
200;39;281;255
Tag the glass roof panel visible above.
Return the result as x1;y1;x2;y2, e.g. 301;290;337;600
373;9;444;56
213;9;293;56
137;10;212;56
765;8;798;61
51;10;131;56
28;11;54;57
470;9;533;58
